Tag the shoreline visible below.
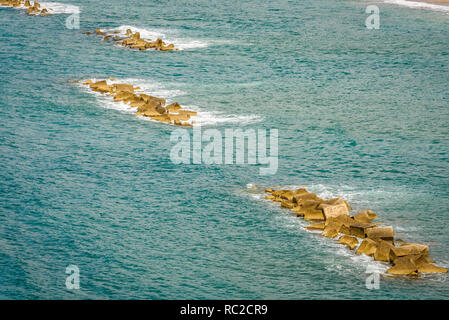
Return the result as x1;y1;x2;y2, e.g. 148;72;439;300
387;0;449;6
382;0;449;12
411;0;449;4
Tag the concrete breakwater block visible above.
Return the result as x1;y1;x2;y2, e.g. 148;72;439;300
79;79;196;127
0;1;51;16
353;210;377;223
86;28;178;52
356;238;377;256
366;226;395;242
338;235;359;250
263;186;447;276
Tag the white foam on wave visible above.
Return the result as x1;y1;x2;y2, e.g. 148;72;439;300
394;225;419;232
39;2;80;14
101;25;210;50
324;244;391;277
181;105;263;126
281;183;400;207
109;78;185;99
77;78;184;115
77;78;262;126
383;0;449;13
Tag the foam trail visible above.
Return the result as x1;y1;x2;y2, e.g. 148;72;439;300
182;105;263;126
383;0;449;12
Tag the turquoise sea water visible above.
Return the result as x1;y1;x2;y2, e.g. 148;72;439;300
1;0;448;299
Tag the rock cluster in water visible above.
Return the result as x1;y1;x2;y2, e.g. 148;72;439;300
264;187;447;276
80;79;196;126
85;28;178;51
0;1;50;16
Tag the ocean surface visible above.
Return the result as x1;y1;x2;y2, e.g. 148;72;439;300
0;0;448;299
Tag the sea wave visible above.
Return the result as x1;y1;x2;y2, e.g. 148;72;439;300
383;0;449;13
101;25;210;50
278;183;405;207
182;106;263;126
40;2;80;14
77;78;262;126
